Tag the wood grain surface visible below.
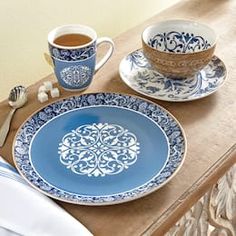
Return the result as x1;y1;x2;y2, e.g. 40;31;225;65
0;0;236;235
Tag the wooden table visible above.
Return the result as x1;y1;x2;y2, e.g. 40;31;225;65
0;0;236;235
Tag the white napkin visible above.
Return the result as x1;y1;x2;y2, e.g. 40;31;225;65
0;156;93;236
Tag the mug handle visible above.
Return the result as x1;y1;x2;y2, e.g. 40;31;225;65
95;37;114;73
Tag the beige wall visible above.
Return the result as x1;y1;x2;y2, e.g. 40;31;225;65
0;0;179;100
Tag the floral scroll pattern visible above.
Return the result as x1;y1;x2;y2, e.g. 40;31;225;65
119;49;226;102
58;123;140;177
148;31;211;53
48;42;96;61
166;164;236;236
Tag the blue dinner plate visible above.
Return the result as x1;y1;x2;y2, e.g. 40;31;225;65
13;93;186;205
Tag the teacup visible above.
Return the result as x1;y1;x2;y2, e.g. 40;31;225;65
142;19;217;78
48;24;114;91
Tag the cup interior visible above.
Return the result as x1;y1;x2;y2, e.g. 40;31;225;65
48;24;97;49
142;20;216;54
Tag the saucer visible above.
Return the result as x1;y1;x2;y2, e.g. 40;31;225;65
119;49;227;102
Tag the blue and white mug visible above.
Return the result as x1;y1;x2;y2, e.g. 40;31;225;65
48;24;114;91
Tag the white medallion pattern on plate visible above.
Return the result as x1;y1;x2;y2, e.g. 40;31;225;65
58;123;140;177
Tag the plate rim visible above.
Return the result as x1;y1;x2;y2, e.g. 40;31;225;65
119;49;227;102
12;92;187;205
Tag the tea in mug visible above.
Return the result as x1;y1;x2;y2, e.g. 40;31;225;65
53;33;92;46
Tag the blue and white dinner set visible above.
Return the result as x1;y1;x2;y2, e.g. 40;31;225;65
11;20;226;205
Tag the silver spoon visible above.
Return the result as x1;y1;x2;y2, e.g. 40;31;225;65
0;86;27;147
